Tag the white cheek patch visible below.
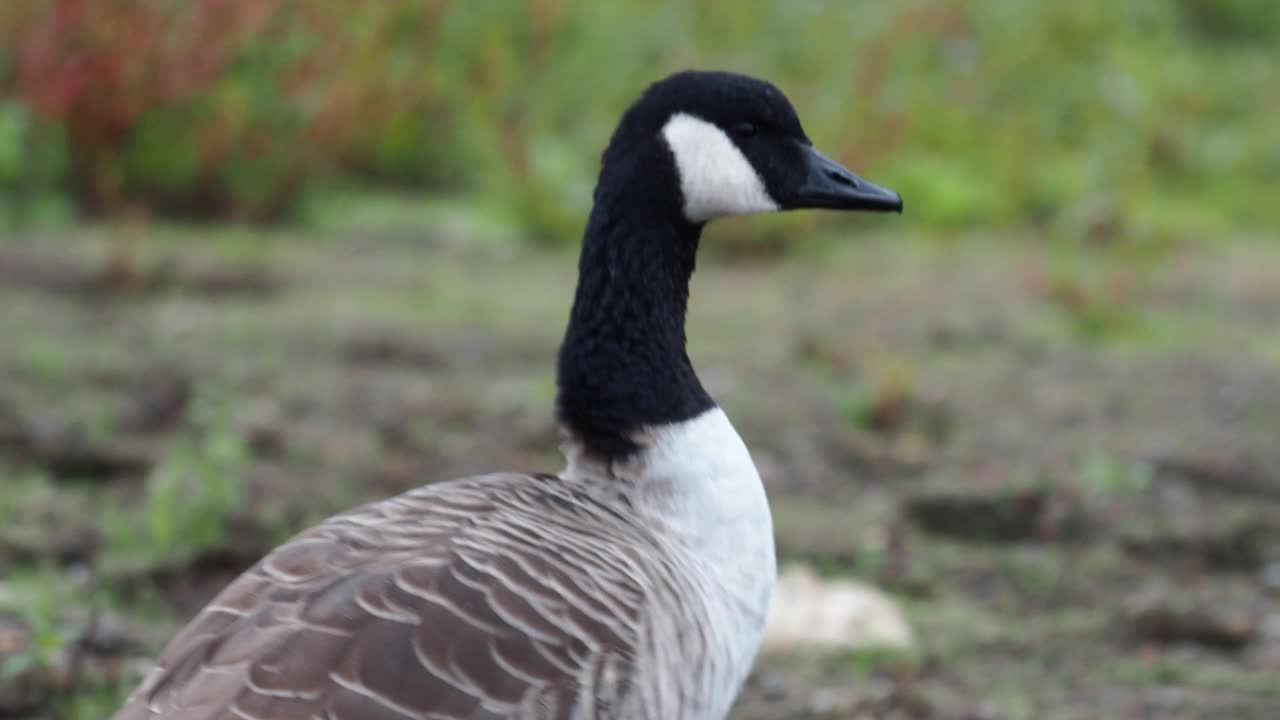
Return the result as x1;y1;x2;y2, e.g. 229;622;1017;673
661;113;779;223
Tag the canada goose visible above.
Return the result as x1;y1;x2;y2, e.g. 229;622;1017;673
112;70;901;720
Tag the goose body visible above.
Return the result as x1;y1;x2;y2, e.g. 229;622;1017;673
113;71;900;720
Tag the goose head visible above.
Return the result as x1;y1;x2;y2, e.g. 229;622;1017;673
561;70;903;460
600;70;903;224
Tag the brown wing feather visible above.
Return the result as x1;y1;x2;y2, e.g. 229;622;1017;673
112;474;650;720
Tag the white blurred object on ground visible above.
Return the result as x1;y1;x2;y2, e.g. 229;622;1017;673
763;563;915;652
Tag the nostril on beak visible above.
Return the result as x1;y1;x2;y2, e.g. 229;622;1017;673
827;169;858;188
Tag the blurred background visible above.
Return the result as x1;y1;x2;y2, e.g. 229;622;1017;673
1;1;1278;718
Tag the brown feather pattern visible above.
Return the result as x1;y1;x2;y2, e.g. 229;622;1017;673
110;472;726;720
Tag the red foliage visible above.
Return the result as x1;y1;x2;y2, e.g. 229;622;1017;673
1;0;444;218
5;1;285;210
13;1;272;125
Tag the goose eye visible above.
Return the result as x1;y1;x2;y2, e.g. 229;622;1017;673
732;121;758;138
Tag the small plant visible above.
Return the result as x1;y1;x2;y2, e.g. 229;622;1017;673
839;361;917;434
1044;268;1144;342
843;645;924;678
1077;450;1153;497
0;566;75;684
999;546;1064;596
16;336;73;384
101;381;249;569
0;565;141;720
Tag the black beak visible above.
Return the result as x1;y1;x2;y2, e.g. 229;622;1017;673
790;144;903;213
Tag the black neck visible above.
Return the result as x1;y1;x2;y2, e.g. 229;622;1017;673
556;150;714;459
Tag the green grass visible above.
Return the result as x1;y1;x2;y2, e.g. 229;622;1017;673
0;565;156;720
14;335;75;384
1077;450;1154;498
841;645;925;677
100;384;250;573
0;567;66;682
2;216;1280;717
4;1;1279;239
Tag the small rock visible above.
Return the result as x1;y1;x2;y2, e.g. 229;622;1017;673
1142;686;1187;714
1262;613;1280;642
0;612;48;715
241;400;286;457
0;524;99;568
1122;579;1263;651
809;686;867;716
905;485;1088;543
1150;454;1280;502
82;611;149;656
7;420;154;482
123;370;192;432
1122;512;1273;573
342;331;447;370
754;669;788;702
0;612;30;655
1261;558;1280;590
860;677;900;708
764;564;914;653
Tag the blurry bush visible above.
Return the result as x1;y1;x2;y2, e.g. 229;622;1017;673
0;0;1277;240
0;0;451;222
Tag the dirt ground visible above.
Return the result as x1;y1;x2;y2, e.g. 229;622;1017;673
1;216;1278;719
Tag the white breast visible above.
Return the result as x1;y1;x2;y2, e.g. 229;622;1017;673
661;113;779;222
563;407;776;719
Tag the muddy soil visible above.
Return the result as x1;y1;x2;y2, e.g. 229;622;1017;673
1;226;1278;719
